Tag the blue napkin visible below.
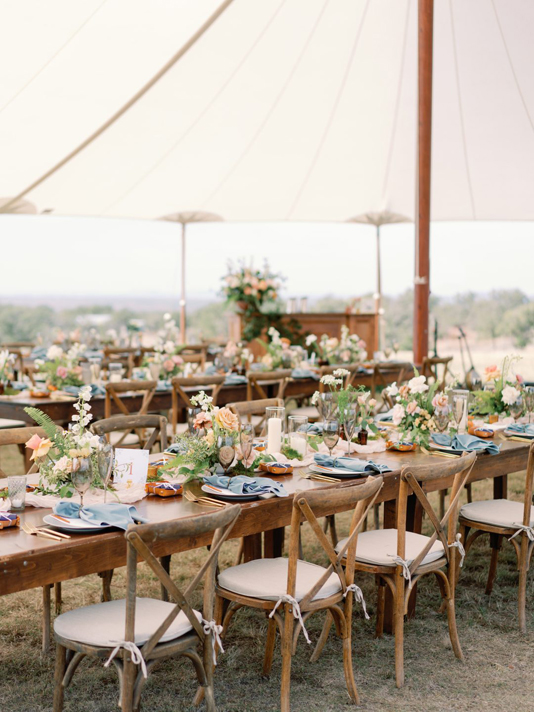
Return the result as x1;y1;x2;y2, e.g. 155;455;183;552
203;474;288;497
156;379;171;391
375;410;394;422
506;423;534;436
63;384;105;397
31;346;47;360
291;368;320;380
204;365;218;375
314;453;391;473
54;502;148;530
224;374;248;385
306;422;324;435
431;433;500;455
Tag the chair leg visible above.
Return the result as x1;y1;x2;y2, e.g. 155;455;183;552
443;576;464;661
310;610;333;663
375;577;386;639
160;556;171;601
518;537;529;634
394;574;405;688
42;585;52;654
262;617;277;677
439;489;447;520
342;625;359;704
280;606;295;712
121;655;136;712
99;569;114;602
54;582;62;615
53;643;66;712
486;535;502;595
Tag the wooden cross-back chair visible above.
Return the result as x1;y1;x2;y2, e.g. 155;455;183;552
52;504;241;712
228;398;284;436
421;356;453;392
372;362;409;411
92;415;167;453
103;347;139;378
459;441;534;632
181;352;206;374
246;368;292;402
104;381;158;447
171;375;226;435
328;452;476;688
215;476;383;712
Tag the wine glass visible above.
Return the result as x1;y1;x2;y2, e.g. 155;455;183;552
433;408;450;433
240;423;255;470
509;394;524;422
318;392;337;420
323;419;340;459
71;457;93;509
97;436;114;503
187;407;203;437
450;390;469;434
217;434;236;476
341;404;357;456
524;386;534;424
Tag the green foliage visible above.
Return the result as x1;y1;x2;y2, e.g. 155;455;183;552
23;407;62;445
0;304;55;342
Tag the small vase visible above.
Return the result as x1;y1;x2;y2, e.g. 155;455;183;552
358;429;368;446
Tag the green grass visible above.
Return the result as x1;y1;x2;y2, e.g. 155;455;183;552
1;445;533;711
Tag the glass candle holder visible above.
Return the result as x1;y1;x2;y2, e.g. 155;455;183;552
8;475;27;511
108;363;124;382
265;406;285;455
288;415;308;458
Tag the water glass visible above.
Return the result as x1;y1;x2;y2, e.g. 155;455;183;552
340;404;358;455
524;386;534;423
108;363;124;382
97;437;114;503
217;434;236;475
187;407;204;437
240;422;255;468
434;409;450;433
509;395;524;422
89;357;101;383
71;458;93;508
8;475;26;511
323;419;340;457
288;415;308;458
317;392;337;420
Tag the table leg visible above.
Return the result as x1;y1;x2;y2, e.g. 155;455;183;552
243;534;262;562
264;527;285;558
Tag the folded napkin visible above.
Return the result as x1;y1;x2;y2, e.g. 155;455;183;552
431;433;500;455
375;410;394;422
156;380;171;391
224;374;248;385
31;347;47;360
63;383;106;397
54;502;149;530
291;368;320;380
314;453;391;473
306;423;324;435
506;423;534;436
203;474;288;497
203;365;218;375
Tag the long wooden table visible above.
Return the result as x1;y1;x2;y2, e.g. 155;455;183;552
0;440;528;599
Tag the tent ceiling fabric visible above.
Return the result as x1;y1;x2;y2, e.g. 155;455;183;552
1;0;534;222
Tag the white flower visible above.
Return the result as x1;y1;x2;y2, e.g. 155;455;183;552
267;327;281;345
53;456;72;474
305;334;317;346
164;340;175;354
333;368;350;378
311;391;320;405
79;386;92;401
388;382;399;397
392;403;405;426
357;391;370;405
46;345;63;361
408;375;429;394
502;385;521;406
320;375;342;387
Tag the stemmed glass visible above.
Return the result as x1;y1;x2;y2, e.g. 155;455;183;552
341;404;357;456
509;394;524;422
323;419;340;458
524;386;534;424
318;392;337;421
97;436;114;503
71;457;94;509
450;390;469;434
187;407;203;437
433;408;450;433
217;434;236;476
240;423;255;471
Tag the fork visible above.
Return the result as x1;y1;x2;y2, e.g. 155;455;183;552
301;472;341;483
183;490;226;508
22;523;64;541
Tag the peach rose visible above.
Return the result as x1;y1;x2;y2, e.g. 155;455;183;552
30;438;53;460
25;433;44;450
406;401;417;415
193;412;212;430
163;359;174;372
214;407;240;432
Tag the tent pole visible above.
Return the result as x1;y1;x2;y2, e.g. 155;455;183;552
413;0;434;366
376;224;381;352
180;223;187;343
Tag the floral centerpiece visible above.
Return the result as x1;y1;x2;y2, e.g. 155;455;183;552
23;386;105;498
309;326;367;365
258;327;300;370
142;314;185;379
386;374;439;448
0;349;15;388
222;261;281;313
221;341;254;371
35;344;84;390
472;356;523;417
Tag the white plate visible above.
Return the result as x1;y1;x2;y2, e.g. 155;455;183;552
43;514;114;534
201;484;260;501
504;429;534;439
309;464;362;476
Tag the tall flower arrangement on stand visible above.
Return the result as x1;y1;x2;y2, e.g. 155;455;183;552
222;261;281;313
0;350;15;386
385;374;438;448
142;314;185;379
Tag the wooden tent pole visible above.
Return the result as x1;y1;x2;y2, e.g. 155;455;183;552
413;0;434;366
180;223;187;343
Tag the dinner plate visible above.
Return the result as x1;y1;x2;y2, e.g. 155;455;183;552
309;464;366;479
504;429;534;440
428;444;461;455
201;484;260;501
43;514;115;534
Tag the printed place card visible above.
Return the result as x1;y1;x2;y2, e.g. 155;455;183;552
113;448;149;486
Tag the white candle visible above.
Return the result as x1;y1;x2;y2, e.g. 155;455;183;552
11;498;23;509
289;433;307;457
267;417;282;454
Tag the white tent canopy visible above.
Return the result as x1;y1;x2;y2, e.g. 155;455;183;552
1;0;533;222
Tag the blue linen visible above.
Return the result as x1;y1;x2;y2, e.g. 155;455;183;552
54;502;148;530
224;374;248;385
375;410;394;422
314;453;391;473
63;384;106;397
306;423;324;435
431;433;500;455
291;368;320;380
506;423;534;436
203;474;288;497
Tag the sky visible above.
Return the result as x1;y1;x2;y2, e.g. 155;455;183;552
1;215;533;306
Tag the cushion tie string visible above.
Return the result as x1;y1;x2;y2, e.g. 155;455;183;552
388;555;412;587
343;584;369;620
448;533;466;567
202;619;225;665
509;523;534;543
105;641;147;678
269;595;311;644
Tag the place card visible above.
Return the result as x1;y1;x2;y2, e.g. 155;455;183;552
113;448;149;487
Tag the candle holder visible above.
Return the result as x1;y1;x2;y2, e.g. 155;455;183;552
8;475;27;511
288;415;308;458
265;406;285;455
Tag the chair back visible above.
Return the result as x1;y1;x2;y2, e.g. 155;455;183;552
104;380;158;419
246;369;292;401
123;505;240;661
229;397;284;434
171;375;226;435
103;347;139;378
396;452;477;577
421;356;453;392
287;476;383;607
372;362;409;410
181;353;206;374
521;443;534;529
92;415;167;452
0;426;46;477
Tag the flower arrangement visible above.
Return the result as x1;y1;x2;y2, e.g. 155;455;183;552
311;325;367;364
258;327;300;370
386;373;439;447
0;349;15;385
311;369;378;433
142;314;185;379
222;341;254;371
24;387;104;497
473;356;523;416
222;261;281;313
35;344;84;390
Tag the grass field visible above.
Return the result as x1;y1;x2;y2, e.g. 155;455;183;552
1;445;533;712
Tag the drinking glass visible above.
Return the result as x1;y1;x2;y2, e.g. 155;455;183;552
97;436;114;503
524;386;534;423
288;415;308;458
450;390;469;434
509;394;524;422
148;362;161;381
187;407;203;437
71;457;93;508
323;419;340;457
340;404;357;456
89;357;101;384
240;422;255;469
217;434;236;476
8;475;26;511
317;392;337;420
433;409;450;433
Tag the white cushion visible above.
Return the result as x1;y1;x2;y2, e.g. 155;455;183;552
336;529;445;567
168;422;188;437
218;557;341;601
54;597;201;647
288;406;320;421
109;431;140;446
0;419;26;429
460;499;534;529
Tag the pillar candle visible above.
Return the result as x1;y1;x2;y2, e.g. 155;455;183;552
267;417;282;454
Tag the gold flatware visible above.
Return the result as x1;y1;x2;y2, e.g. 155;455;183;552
421;446;460;459
22;523;63;541
38;526;70;540
301;472;342;483
183;490;226;508
507;436;532;443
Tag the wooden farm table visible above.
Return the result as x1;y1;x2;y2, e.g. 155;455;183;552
0;440;528;600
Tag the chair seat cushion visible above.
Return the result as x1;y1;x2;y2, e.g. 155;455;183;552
336;529;445;567
0;419;26;429
288;406;320;421
54;597;202;648
460;499;534;529
109;431;140;446
218;557;341;601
